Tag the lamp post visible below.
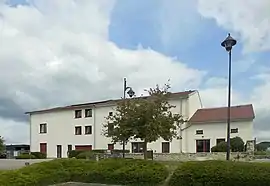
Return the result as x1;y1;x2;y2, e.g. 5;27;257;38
122;78;135;158
221;33;237;161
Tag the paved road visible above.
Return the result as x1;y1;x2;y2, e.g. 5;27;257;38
0;159;52;170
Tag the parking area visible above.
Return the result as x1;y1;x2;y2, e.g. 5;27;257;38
0;159;52;170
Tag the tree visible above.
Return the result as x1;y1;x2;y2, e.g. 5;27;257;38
211;137;245;152
103;83;184;159
0;136;5;153
211;141;227;152
103;98;138;157
231;137;245;152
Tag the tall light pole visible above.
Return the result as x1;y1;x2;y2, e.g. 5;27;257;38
122;78;135;158
221;33;237;160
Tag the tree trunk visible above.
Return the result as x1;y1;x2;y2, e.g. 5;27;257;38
143;141;147;160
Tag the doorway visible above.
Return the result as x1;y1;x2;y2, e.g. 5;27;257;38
57;145;62;158
40;143;47;154
196;139;210;152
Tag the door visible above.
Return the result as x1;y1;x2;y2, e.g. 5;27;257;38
75;145;92;151
196;139;210;153
40;143;47;154
57;145;62;158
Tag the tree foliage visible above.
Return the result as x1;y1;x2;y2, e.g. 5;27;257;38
103;82;184;159
211;137;245;152
0;136;5;152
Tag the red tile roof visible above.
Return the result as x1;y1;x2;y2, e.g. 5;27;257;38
26;90;196;114
189;104;255;123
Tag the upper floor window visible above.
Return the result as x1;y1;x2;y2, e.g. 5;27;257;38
85;109;92;117
39;123;47;134
109;112;113;116
75;126;82;135
75;110;82;118
196;130;203;135
231;128;238;134
85;126;92;135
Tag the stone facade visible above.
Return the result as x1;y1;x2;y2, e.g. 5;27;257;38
125;152;254;161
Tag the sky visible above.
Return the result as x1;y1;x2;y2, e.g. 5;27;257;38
1;0;270;144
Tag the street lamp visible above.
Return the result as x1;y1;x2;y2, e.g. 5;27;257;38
221;33;237;161
122;78;135;158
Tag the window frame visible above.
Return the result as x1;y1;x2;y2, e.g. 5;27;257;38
196;130;203;135
39;123;47;134
75;126;82;135
85;109;92;118
85;125;92;135
74;110;82;119
231;128;239;134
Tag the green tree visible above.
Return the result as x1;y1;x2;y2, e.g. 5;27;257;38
134;83;184;159
230;136;245;152
103;98;138;157
0;136;5;152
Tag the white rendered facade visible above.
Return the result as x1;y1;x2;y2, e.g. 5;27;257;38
28;91;254;158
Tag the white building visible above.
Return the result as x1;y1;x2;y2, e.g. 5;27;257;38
27;90;255;158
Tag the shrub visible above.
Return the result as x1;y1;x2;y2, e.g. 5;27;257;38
169;160;270;186
0;158;168;186
31;152;46;159
211;141;227;152
231;136;245;152
111;149;130;154
68;150;84;158
15;154;36;159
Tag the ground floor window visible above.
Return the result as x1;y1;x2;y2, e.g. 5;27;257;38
108;144;114;150
196;139;210;152
216;138;225;145
132;142;144;153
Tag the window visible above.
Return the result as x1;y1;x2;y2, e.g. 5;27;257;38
85;126;92;135
39;123;47;133
132;142;144;153
216;138;225;145
75;126;82;135
108;144;114;150
85;109;92;117
196;139;210;153
75;110;82;118
109;112;113;116
108;123;114;135
231;128;238;133
162;142;170;153
196;130;203;135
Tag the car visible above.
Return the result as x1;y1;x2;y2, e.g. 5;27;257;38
0;153;7;159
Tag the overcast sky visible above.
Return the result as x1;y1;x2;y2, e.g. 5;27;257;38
1;0;270;144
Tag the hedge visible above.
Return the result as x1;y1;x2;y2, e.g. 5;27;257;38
15;152;47;159
68;149;130;158
0;158;168;186
169;160;270;186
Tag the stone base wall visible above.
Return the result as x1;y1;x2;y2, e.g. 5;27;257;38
125;152;254;161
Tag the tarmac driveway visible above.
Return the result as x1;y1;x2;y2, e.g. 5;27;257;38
0;159;52;170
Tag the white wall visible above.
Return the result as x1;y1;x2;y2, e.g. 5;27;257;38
31;92;252;157
184;120;253;153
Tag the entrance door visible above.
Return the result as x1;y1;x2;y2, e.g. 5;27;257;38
196;139;210;152
57;145;62;158
40;143;47;154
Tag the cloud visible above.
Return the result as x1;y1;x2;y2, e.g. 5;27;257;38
197;0;270;53
0;0;207;143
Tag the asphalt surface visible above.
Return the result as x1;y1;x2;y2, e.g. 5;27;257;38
0;159;52;170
